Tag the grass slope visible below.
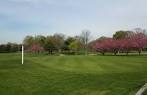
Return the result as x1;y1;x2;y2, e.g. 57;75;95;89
0;53;147;95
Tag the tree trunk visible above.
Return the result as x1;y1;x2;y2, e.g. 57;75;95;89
126;51;129;55
102;52;105;56
138;49;142;55
114;50;117;55
126;52;128;55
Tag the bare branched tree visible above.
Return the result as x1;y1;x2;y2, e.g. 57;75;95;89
80;30;91;55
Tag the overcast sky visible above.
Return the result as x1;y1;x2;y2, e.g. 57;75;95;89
0;0;147;43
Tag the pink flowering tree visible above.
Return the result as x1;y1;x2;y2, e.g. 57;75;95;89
94;32;147;55
94;40;107;55
94;39;120;55
27;44;44;53
119;38;132;55
129;32;147;55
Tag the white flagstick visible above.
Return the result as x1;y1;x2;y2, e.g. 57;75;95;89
22;45;24;64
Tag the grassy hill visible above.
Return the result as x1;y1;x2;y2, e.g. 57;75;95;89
0;53;147;95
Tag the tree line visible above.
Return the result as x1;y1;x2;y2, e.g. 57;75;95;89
0;43;21;53
91;28;147;55
0;28;147;55
23;30;90;55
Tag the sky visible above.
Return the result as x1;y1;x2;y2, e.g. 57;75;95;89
0;0;147;44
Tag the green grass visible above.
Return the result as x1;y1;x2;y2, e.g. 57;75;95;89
0;53;147;95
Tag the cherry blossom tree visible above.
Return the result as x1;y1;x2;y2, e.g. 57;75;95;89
129;32;146;55
94;32;147;55
94;38;119;55
27;44;44;53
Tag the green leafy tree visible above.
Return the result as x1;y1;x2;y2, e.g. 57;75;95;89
44;36;56;54
113;31;129;39
97;36;110;42
23;36;34;49
34;35;46;47
69;40;82;54
63;37;76;50
53;33;65;53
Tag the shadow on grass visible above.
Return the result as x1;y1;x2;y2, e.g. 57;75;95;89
95;53;147;57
